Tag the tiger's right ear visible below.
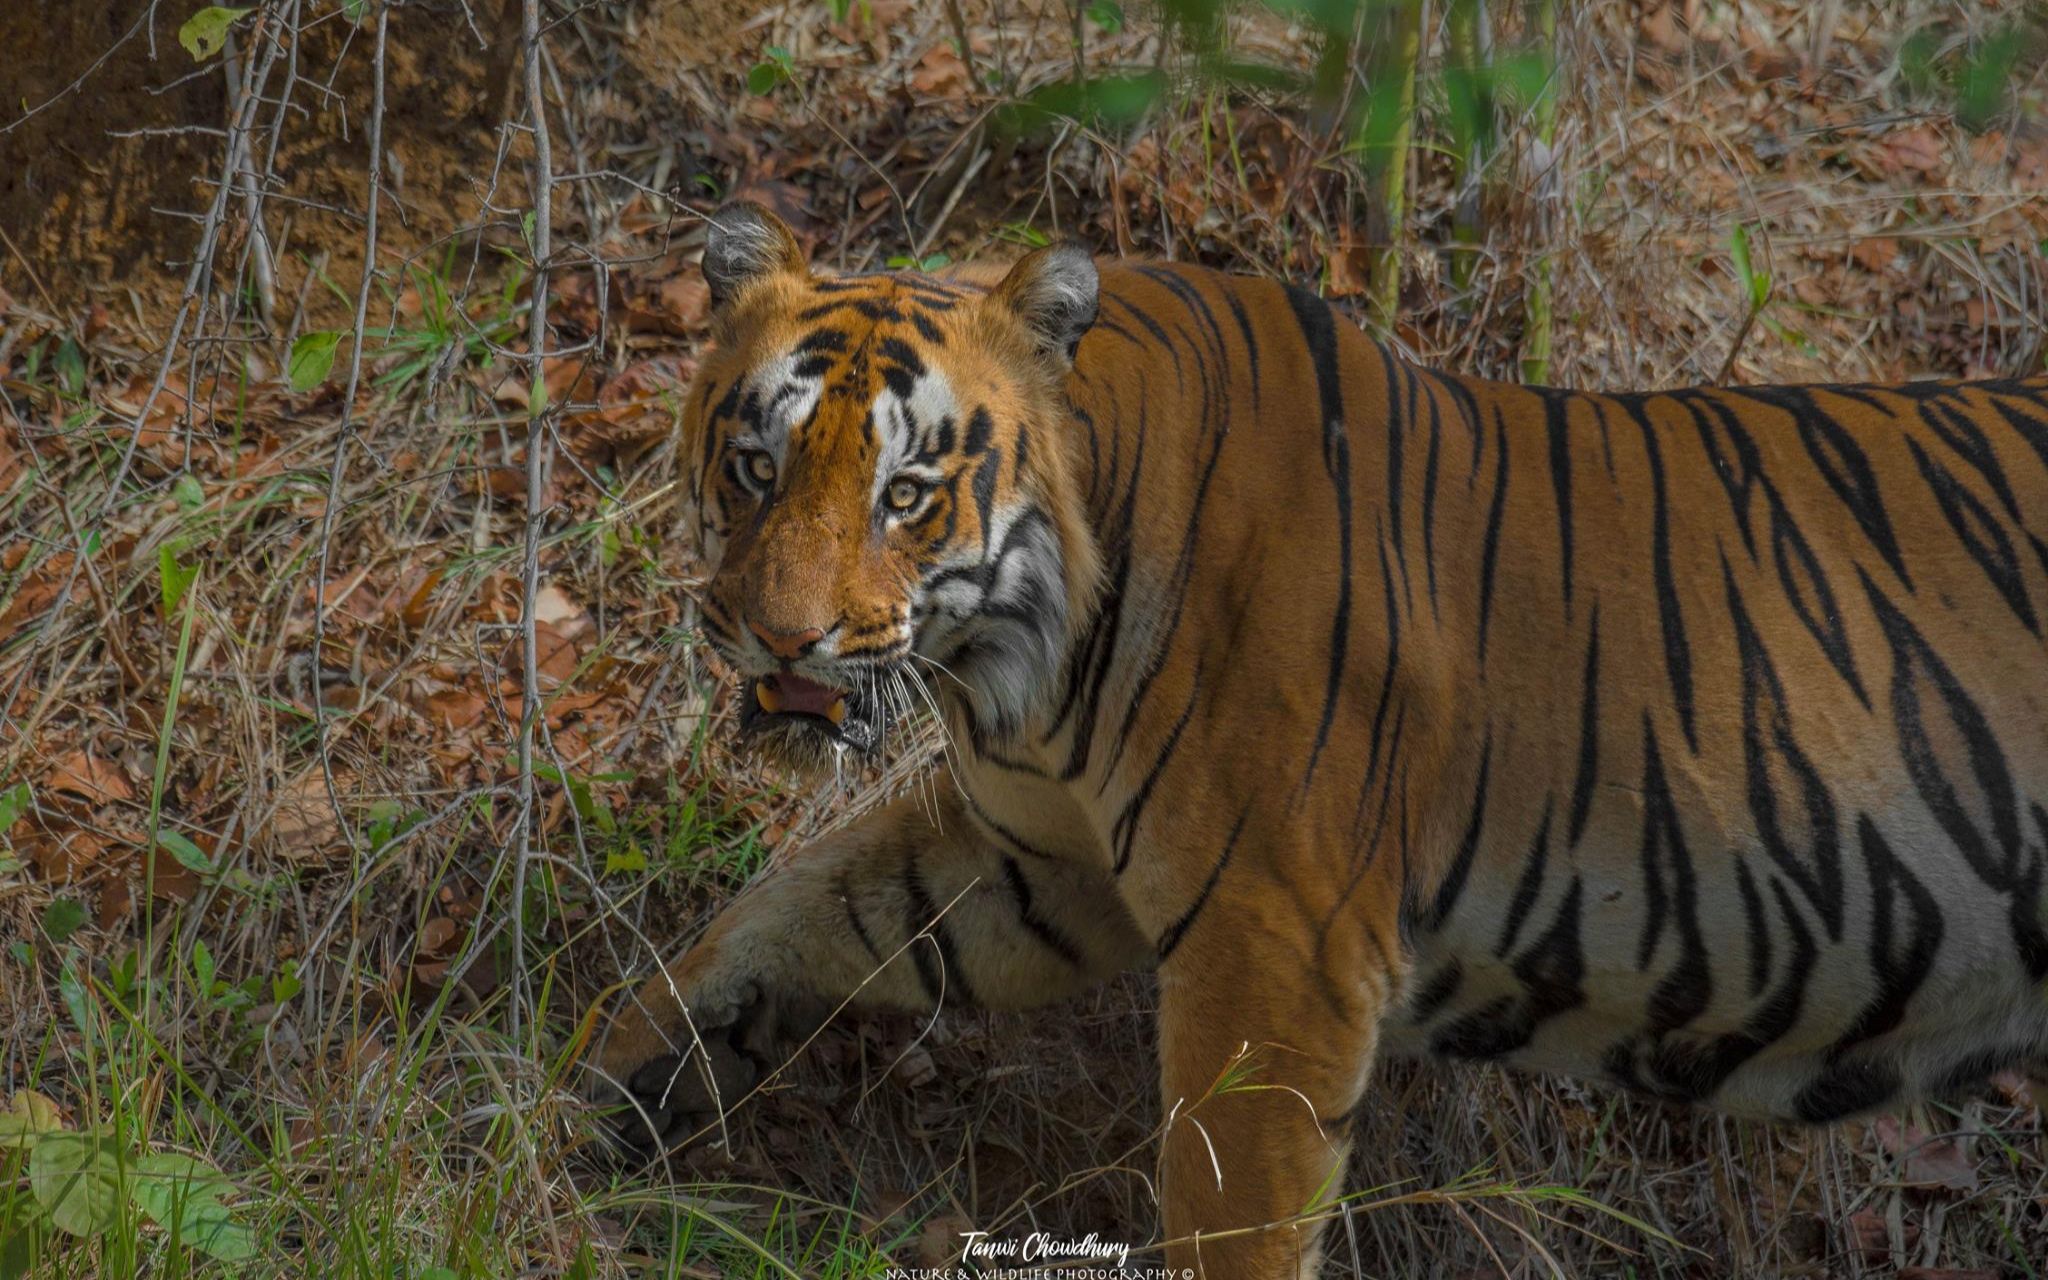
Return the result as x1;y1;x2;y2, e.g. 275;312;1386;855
987;242;1098;364
701;200;808;309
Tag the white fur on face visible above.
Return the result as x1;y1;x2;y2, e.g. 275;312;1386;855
911;498;1070;736
696;349;826;572
868;368;960;504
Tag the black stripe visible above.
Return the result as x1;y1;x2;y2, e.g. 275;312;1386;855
1628;397;1697;751
1285;285;1353;786
1421;373;1444;614
1734;385;1913;588
1001;857;1086;967
1383;348;1410;612
1861;568;2048;978
1904;435;2038;634
1220;279;1262;408
1767;493;1869;707
899;855;944;1005
1824;816;1945;1055
1727;555;1844;940
1733;859;1771;998
1543;389;1575;611
901;853;978;1007
1418;735;1491;932
837;870;884;965
1156;807;1250;961
1104;293;1182;383
1565;606;1600;848
1111;680;1200;874
1496;800;1555;956
1646;874;1816;1101
1477;410;1510;669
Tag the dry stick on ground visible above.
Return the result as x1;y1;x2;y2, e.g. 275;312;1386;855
1520;0;1561;385
308;3;389;1017
510;0;556;1046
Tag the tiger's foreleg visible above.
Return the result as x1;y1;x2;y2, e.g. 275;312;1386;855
1153;866;1399;1279
586;784;1148;1155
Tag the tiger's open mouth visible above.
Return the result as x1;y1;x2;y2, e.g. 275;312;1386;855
738;671;888;754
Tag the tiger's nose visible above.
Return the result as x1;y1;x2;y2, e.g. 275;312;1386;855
748;620;826;661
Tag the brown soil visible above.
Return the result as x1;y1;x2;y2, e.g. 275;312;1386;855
0;0;766;327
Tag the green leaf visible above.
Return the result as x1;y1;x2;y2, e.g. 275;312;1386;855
157;830;215;875
526;372;547;421
1084;0;1123;33
604;842;648;875
747;60;788;95
56;961;96;1042
191;938;216;995
177;7;253;62
131;1151;258;1261
0;782;30;837
1729;223;1770;309
29;1133;124;1238
158;545;198;617
170;473;206;511
0;1090;64;1152
0;1218;38;1277
40;900;86;945
287;331;343;393
53;340;85;398
342;0;370;21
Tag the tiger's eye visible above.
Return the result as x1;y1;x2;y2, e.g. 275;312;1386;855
744;451;776;486
886;477;923;511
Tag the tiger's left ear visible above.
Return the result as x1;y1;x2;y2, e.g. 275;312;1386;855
988;242;1098;364
701;200;808;309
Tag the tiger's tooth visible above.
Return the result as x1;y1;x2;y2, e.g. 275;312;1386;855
825;697;847;725
756;681;784;714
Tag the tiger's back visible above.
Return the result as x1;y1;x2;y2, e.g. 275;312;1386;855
1027;258;2048;1122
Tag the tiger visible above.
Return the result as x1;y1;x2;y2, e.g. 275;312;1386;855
585;199;2048;1277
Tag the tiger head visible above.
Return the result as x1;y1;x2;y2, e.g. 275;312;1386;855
678;202;1103;767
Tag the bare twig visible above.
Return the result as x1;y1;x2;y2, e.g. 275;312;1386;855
307;0;389;1022
510;0;557;1046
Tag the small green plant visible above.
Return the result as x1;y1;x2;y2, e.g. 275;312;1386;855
1;1091;259;1265
1900;14;2045;132
366;252;524;395
748;45;796;96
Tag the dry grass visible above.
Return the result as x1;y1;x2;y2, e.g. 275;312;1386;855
2;0;2046;1276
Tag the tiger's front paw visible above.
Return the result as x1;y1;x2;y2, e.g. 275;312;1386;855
584;959;821;1160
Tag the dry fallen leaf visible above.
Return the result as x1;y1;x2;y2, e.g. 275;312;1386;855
269;769;349;855
910;43;969;97
1877;126;1946;176
533;583;580;626
45;751;136;809
1872;1113;1979;1193
1849;237;1899;273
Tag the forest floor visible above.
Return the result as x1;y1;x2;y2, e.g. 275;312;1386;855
2;0;2047;1276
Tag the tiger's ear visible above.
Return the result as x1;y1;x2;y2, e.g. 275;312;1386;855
701;200;807;308
988;242;1098;363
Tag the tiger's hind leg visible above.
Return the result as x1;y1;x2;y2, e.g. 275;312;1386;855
1153;871;1401;1278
